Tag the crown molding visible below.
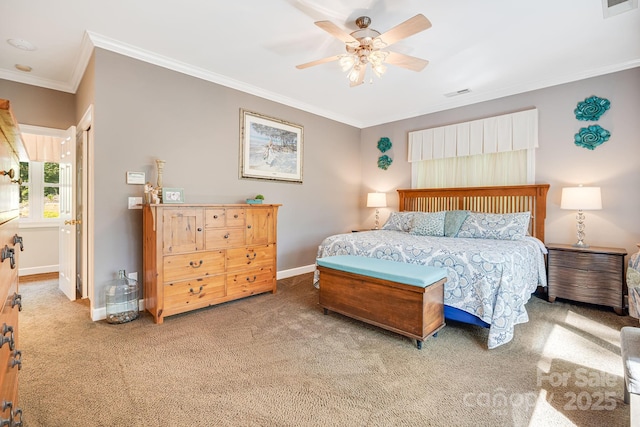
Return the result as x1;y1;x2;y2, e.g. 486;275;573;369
360;59;640;128
0;68;75;93
86;31;364;128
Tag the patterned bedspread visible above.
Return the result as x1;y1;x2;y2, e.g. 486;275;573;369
316;230;547;349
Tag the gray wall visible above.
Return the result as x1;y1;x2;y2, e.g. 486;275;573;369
0;80;75;129
360;67;640;258
90;49;361;306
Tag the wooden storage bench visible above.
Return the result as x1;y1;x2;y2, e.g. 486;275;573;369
316;255;446;349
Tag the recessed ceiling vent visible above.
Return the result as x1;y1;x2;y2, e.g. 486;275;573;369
602;0;637;18
444;88;471;98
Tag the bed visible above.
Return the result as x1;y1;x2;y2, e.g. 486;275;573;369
316;184;550;349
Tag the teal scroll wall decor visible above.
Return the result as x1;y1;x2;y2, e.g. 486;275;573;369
377;137;393;170
573;95;611;150
574;125;610;150
574;96;610;121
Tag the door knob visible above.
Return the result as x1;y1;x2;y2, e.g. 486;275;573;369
64;219;81;225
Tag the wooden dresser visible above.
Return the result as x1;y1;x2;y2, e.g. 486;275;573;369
143;204;280;323
0;99;25;426
547;243;627;314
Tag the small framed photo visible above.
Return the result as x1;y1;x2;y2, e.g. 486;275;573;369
161;188;184;204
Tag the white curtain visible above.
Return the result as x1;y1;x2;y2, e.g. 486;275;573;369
414;150;528;188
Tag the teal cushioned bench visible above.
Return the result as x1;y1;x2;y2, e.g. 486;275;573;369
316;255;447;349
316;255;447;288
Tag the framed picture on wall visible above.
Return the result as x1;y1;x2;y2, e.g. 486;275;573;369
239;109;303;183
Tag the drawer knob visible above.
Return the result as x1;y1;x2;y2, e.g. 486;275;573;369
10;350;22;370
247;225;252;229
234;214;239;219
12;408;22;426
11;293;22;311
189;260;203;268
213;215;218;219
1;325;15;351
246;253;257;261
189;286;204;295
1;246;15;269
224;233;230;239
197;227;202;232
246;275;257;283
12;235;23;251
0;335;13;351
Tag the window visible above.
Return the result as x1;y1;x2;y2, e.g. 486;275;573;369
412;149;531;188
19;161;60;220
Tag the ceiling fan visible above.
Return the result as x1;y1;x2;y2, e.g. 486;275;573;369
296;14;431;87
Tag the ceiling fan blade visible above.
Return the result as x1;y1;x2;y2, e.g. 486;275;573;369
315;21;359;46
296;55;341;69
375;14;432;48
350;67;366;87
384;51;429;72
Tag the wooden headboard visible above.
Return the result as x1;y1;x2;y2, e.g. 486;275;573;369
397;184;550;242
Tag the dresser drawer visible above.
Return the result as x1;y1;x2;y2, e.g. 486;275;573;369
548;266;623;291
226;208;245;227
227;267;275;298
163;275;226;317
548;250;621;273
163;250;225;282
548;267;622;308
204;208;245;228
204;228;245;249
226;244;275;272
204;209;226;228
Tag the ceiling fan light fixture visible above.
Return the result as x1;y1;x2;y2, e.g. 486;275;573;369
348;66;361;83
372;63;386;78
369;51;387;65
339;55;356;72
297;14;431;87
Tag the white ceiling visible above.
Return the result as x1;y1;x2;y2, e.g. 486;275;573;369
1;0;639;128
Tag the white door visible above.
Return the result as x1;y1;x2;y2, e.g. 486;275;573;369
59;125;76;300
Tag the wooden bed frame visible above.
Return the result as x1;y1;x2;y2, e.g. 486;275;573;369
397;184;550;328
397;184;550;242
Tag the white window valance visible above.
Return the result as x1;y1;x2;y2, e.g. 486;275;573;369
408;108;538;162
22;133;64;163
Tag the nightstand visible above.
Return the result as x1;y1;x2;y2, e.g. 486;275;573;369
546;243;627;315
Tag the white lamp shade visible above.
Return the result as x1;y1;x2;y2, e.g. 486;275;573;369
560;187;602;210
367;192;387;208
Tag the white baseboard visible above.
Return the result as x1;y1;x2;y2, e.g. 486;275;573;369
91;267;317;321
19;265;58;276
92;299;145;322
276;264;316;280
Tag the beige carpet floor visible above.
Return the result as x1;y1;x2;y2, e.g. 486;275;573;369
17;273;638;426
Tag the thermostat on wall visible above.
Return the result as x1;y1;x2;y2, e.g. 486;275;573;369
126;171;145;185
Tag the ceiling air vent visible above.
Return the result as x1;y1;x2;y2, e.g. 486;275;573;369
602;0;637;18
444;88;471;98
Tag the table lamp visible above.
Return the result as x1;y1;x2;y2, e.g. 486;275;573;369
560;186;602;248
367;192;387;229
